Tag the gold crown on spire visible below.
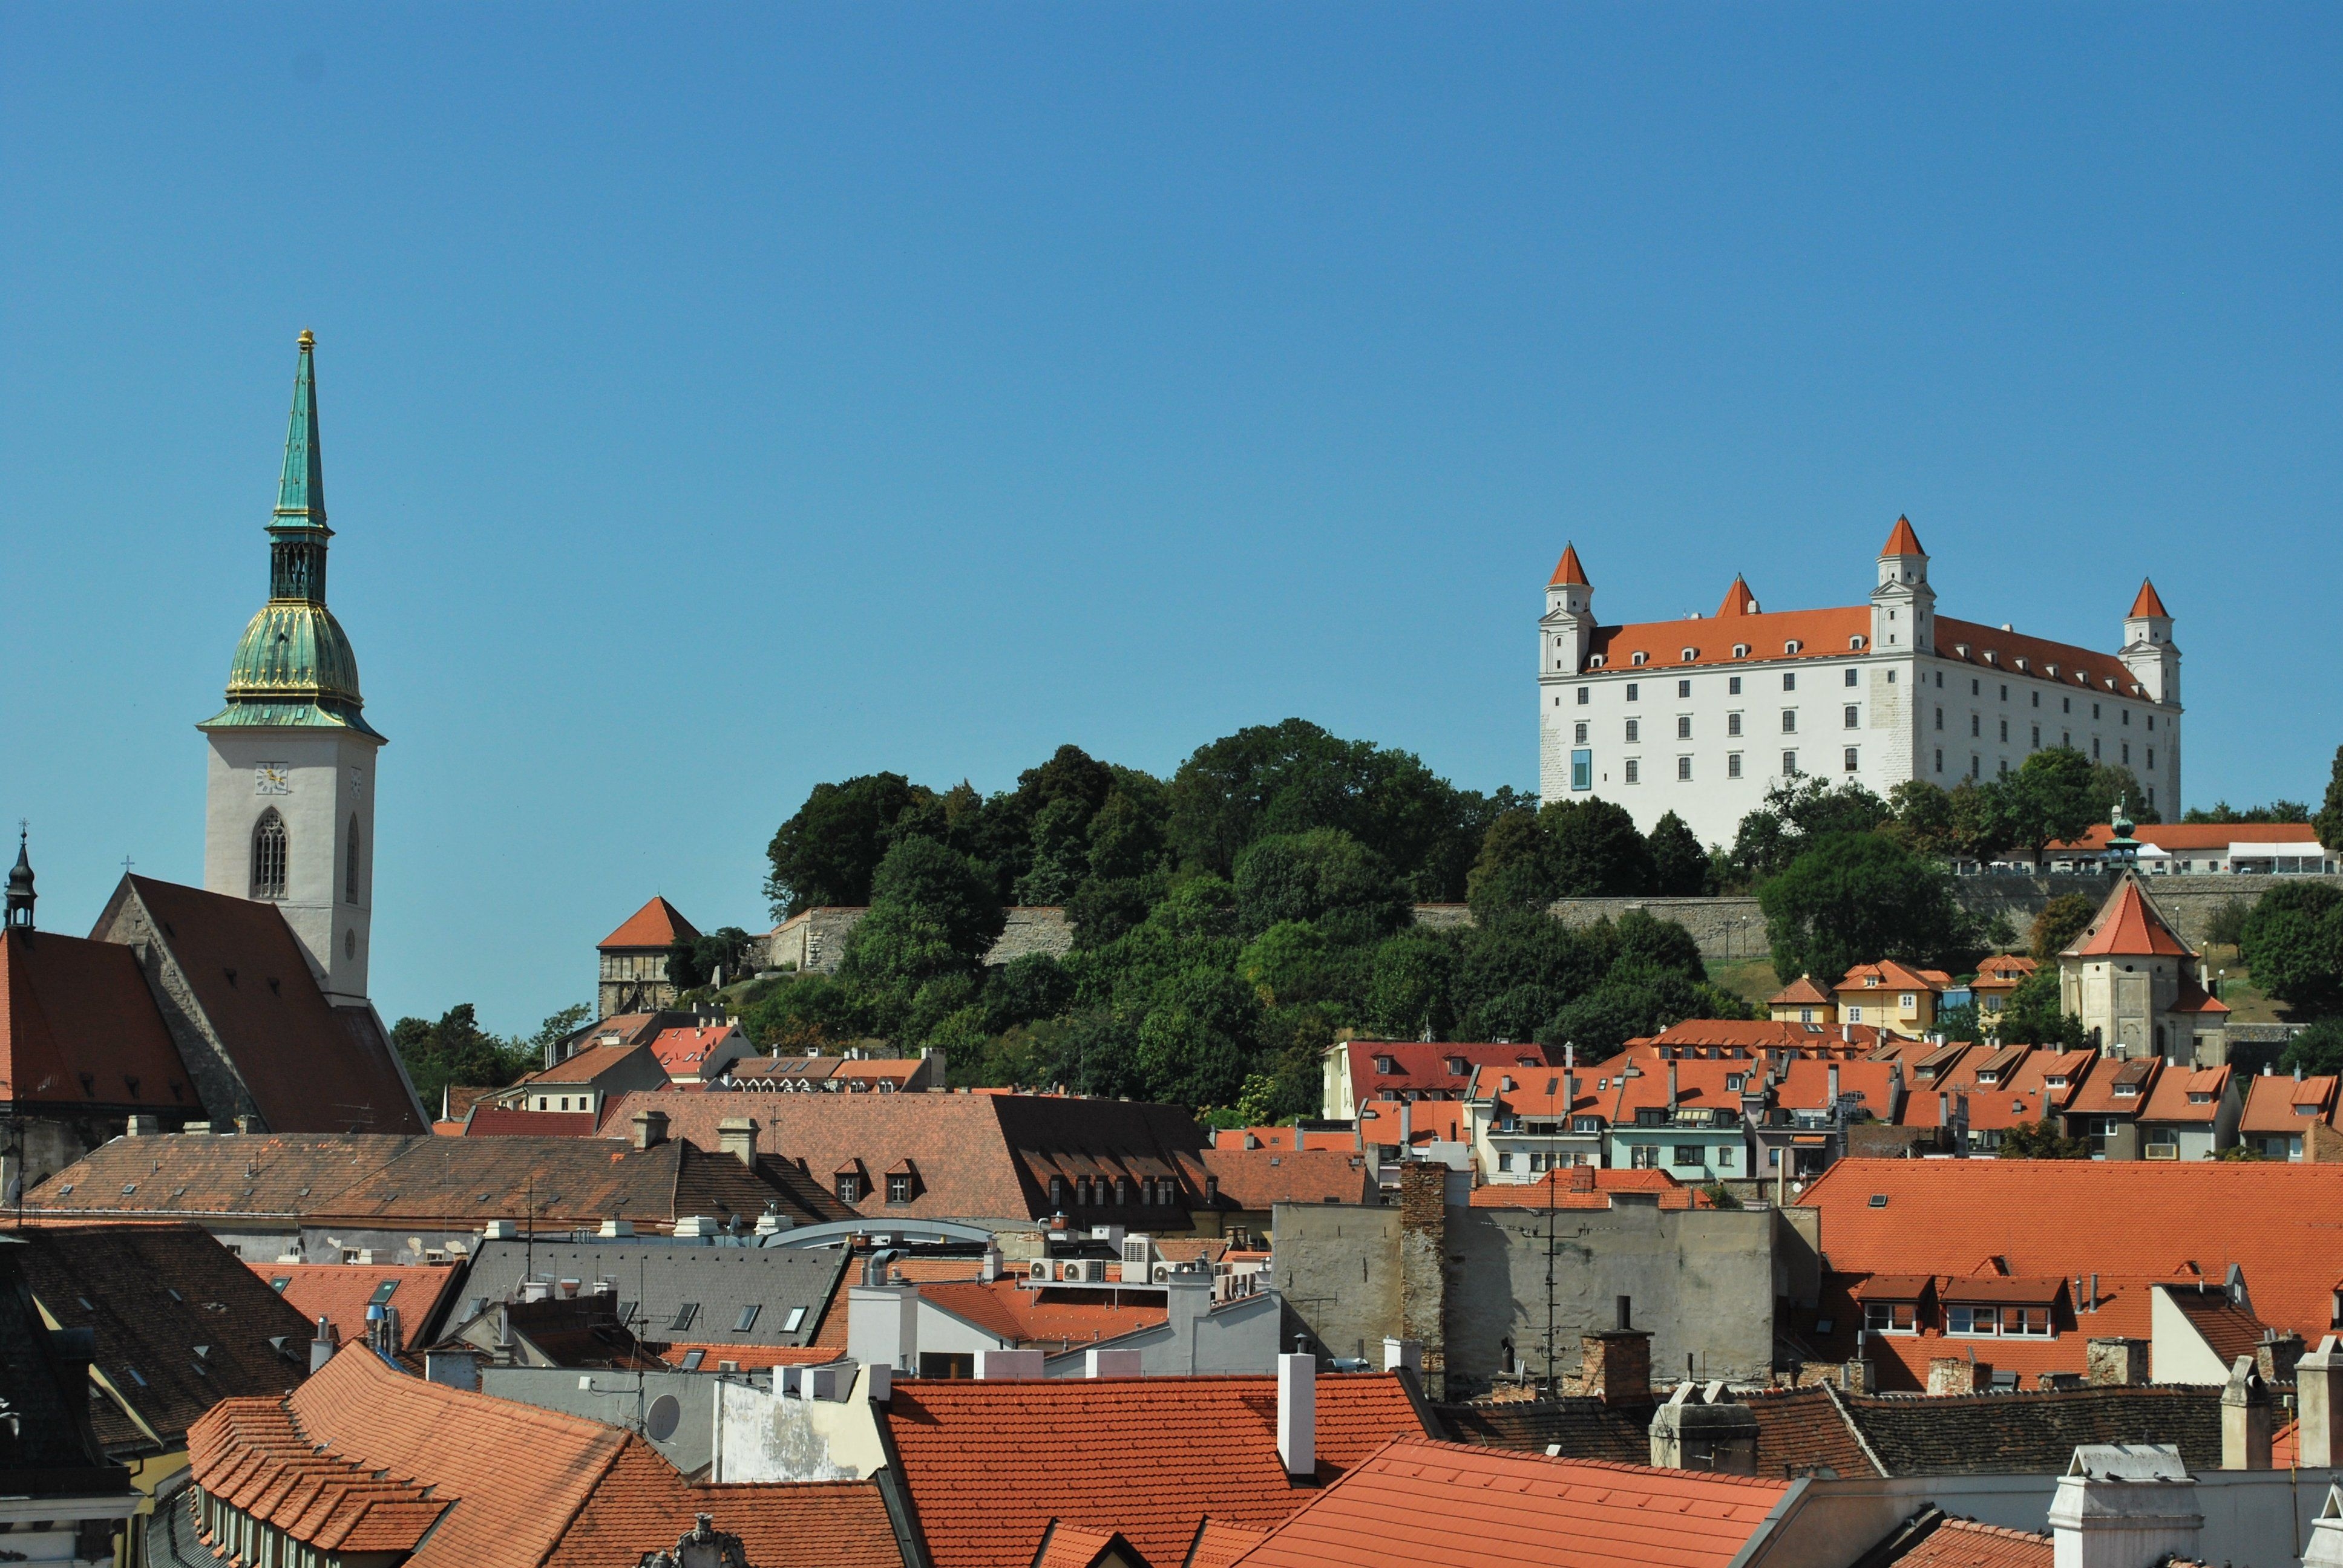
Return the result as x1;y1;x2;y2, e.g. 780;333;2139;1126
298;328;315;349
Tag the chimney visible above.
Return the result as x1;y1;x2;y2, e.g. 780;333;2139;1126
2085;1338;2147;1387
598;1219;635;1239
975;1348;1044;1380
2048;1445;2202;1566
235;1115;260;1134
424;1348;480;1391
2299;1336;2343;1468
2221;1355;2272;1469
1383;1338;1423;1374
309;1315;338;1374
1928;1356;1985;1396
1578;1298;1652;1404
1666;1060;1679;1111
1648;1382;1758;1474
1277;1353;1316;1477
980;1245;1003;1283
716;1117;758;1168
847;1281;917;1373
125;1115;158;1137
2258;1330;2305;1386
1084;1348;1144;1377
632;1109;669;1151
1828;1062;1841;1108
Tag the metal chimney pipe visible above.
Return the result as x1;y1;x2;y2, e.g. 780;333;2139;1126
1616;1295;1632;1332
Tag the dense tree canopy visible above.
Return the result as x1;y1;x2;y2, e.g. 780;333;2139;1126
1757;832;1973;987
2318;746;2343;858
392;1003;588;1116
739;722;1744;1116
2239;882;2343;1018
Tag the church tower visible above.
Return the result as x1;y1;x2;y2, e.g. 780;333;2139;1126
198;333;385;1006
1869;515;1935;655
2120;579;2180;705
1540;543;1596;676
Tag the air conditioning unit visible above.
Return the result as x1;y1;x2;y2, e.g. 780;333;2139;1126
1152;1263;1172;1284
1121;1235;1152;1267
1061;1259;1096;1284
1028;1261;1050;1281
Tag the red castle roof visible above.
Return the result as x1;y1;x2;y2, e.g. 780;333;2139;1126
1547;543;1590;587
1881;515;1926;557
2129;579;2170;618
598;897;699;952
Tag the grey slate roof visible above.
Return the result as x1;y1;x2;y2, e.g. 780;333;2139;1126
456;1241;849;1348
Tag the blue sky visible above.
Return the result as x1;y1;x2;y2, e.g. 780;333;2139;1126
3;4;2337;1036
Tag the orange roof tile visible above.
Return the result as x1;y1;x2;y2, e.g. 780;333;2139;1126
654;1343;837;1371
882;1373;1426;1568
1933;616;2145;699
2061;1055;2160;1117
1882;515;1926;557
1468;1167;1700;1210
647;1025;744;1074
0;926;196;1111
1230;1436;1797;1568
916;1280;1167;1350
1030;1522;1131;1568
1633;1019;1890;1053
517;1040;665;1087
1716;575;1759;618
1196;1148;1374;1209
250;1263;461;1351
2239;1073;2337;1134
1795;1158;2343;1353
1588;605;1871;675
2128;580;2169;619
2065;877;2193;959
1209;1126;1356;1152
1894;1518;2053;1568
1188;1520;1272;1568
1835;961;1953;995
2052;821;2325;853
460;1107;602;1137
598;897;700;952
1548;543;1589;587
2138;1065;2232;1126
1769;975;1835;1007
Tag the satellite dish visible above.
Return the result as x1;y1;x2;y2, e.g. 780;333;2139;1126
646;1394;681;1442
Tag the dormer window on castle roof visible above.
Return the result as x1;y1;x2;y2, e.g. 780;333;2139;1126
1680;648;1697;661
1732;643;1749;657
1631;651;1648;665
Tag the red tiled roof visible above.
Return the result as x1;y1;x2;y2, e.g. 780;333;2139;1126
1895;1518;2053;1568
1972;954;2037;993
598;897;700;952
251;1262;461;1350
461;1108;601;1137
654;1343;837;1371
2138;1066;2231;1126
1468;1167;1699;1210
1932;617;2145;700
1634;1019;1891;1053
916;1280;1166;1350
0;926;194;1109
2239;1073;2336;1134
1346;1042;1555;1103
1835;961;1954;995
1716;576;1759;618
1589;606;1872;675
1769;975;1834;1007
519;1042;666;1088
101;877;425;1134
191;1342;903;1568
1795;1158;2343;1351
2065;877;2192;959
1230;1436;1796;1568
2062;1055;2161;1117
1883;515;1926;557
882;1373;1426;1568
1210;1127;1355;1152
1188;1520;1272;1568
1548;543;1589;587
2051;822;2325;852
2128;580;2169;619
648;1025;742;1074
1198;1148;1374;1209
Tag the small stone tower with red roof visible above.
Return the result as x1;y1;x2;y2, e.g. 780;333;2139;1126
2120;579;2180;705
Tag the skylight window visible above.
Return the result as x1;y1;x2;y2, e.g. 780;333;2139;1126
680;1350;706;1371
368;1281;399;1306
782;1307;806;1333
733;1304;761;1332
671;1303;700;1331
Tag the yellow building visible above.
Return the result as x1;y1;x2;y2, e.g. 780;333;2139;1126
1767;974;1837;1024
1830;960;1953;1034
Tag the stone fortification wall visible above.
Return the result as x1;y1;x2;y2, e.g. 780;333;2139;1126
1409;875;2343;963
760;904;1073;976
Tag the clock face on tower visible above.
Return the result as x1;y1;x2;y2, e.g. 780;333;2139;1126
254;762;292;795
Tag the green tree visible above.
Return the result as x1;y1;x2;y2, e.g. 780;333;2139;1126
1997;1118;2089;1158
1885;780;1958;860
1935;1001;1982;1044
1995;965;2088;1048
2185;800;2312;825
1364;927;1458;1040
764;773;936;916
1542;797;1655;897
1231;829;1411;941
2280;1017;2343;1077
1947;779;2015;863
867;837;1008;965
2004;748;2100;860
2316;745;2343;858
1464;810;1559;920
391;1004;542;1116
1759;832;1970;988
2088;763;2158;825
1646;811;1714;897
741;973;870;1051
2239;883;2343;1016
1726;778;1892;884
980;953;1076;1035
668;926;754;992
2030;893;2098;962
1237;921;1363;1011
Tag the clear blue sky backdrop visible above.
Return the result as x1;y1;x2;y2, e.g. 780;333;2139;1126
4;5;2337;1037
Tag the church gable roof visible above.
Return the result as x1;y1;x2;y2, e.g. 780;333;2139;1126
599;897;699;952
2063;875;2193;959
96;877;425;1134
1;926;194;1111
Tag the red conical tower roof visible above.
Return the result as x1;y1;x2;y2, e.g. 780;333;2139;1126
2128;579;2169;618
1548;543;1590;588
1879;515;1925;558
598;895;700;952
1716;576;1758;618
2065;875;2192;959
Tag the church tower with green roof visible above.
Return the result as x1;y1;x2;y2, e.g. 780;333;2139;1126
198;332;385;1005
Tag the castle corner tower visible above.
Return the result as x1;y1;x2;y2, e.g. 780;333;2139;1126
197;332;385;1005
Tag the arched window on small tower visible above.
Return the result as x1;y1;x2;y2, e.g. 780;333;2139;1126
252;812;289;901
346;815;361;904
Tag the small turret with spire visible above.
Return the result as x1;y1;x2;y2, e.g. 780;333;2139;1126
1542;542;1596;676
6;826;34;931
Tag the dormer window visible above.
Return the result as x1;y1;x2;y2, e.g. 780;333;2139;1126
1784;640;1803;655
1863;1301;1917;1334
2046;662;2060;677
2114;1082;2140;1098
1849;636;1864;650
1631;652;1648;666
1680;648;1697;662
2046;1075;2069;1089
1446;1056;1469;1076
1499;1076;1516;1092
1374;1055;1398;1075
1588;655;1606;668
1726;1074;1746;1091
2187;1092;2212;1105
1732;643;1749;658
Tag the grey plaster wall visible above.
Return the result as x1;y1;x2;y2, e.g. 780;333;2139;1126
1271;1196;1780;1399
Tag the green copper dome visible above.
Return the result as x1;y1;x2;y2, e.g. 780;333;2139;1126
199;332;385;741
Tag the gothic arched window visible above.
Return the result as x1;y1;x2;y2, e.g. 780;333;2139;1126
252;812;288;901
345;815;361;904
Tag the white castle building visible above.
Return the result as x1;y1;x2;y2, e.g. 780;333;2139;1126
1536;518;2182;848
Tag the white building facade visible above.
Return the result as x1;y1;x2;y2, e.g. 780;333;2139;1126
1536;520;2183;848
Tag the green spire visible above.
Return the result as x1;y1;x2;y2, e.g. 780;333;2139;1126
202;331;383;742
274;328;327;532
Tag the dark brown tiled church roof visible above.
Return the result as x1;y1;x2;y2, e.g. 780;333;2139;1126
0;926;195;1109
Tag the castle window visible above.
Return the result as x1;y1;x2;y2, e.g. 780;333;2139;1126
2093;738;2102;759
1577;687;1590;705
2063;696;2071;713
345;817;361;904
2122;743;2130;765
1626;684;1640;702
1727;712;1743;736
1625;719;1640;743
1624;759;1640;785
1935;707;1943;731
1727;753;1742;779
1971;714;1981;737
1732;644;1749;658
1935;749;1943;773
1631;652;1648;665
2146;716;2154;731
1782;751;1798;776
1844;668;1858;687
251;812;288;901
1785;640;1803;655
1783;673;1796;691
1676;715;1691;739
1999;719;2008;742
1573;722;1588;744
2031;725;2040;747
1677;679;1691;699
1844;705;1859;729
2146;748;2154;769
1781;710;1797;733
1844;748;1859;773
1677;757;1692;781
2092;703;2101;720
1729;676;1742;694
2001;684;2008;701
2122;708;2131;726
